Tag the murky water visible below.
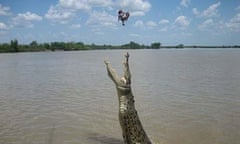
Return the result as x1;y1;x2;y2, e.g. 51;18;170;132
0;49;240;144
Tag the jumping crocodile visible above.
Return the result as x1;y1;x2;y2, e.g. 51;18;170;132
104;52;152;144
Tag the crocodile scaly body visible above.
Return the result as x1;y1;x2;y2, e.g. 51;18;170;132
104;53;152;144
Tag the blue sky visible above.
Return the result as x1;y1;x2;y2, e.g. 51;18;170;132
0;0;240;45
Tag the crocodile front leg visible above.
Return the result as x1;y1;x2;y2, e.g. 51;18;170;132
105;53;152;144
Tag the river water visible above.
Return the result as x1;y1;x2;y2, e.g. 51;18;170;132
0;49;240;144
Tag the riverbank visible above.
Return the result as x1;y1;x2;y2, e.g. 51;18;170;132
0;40;239;53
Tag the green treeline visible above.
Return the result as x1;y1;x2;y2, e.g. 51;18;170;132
0;40;239;53
0;40;162;53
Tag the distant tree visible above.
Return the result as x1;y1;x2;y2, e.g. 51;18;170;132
43;43;50;50
10;39;18;52
176;44;184;48
121;41;141;49
0;43;10;53
151;42;161;49
65;42;74;51
30;41;38;49
130;41;141;49
75;42;85;50
50;42;66;51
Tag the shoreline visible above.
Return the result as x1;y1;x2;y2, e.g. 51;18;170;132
1;40;240;53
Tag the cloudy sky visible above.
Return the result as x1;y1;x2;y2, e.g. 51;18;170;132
0;0;240;45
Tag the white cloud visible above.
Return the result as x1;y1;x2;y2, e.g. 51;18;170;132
59;0;113;10
192;8;199;15
180;0;190;7
117;0;151;16
0;22;8;30
175;16;190;27
133;20;144;28
45;5;75;24
129;33;140;37
45;0;151;26
88;0;113;8
159;19;170;32
45;0;114;24
86;11;116;27
226;13;240;32
12;12;42;28
203;2;221;17
59;0;91;10
71;24;81;28
16;11;42;21
146;21;157;27
130;11;145;16
0;4;11;16
159;27;168;32
133;20;157;29
159;19;170;24
198;19;213;29
193;2;221;18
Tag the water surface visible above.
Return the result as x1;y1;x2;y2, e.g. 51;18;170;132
0;49;240;144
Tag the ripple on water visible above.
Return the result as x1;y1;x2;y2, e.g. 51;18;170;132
1;50;240;144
